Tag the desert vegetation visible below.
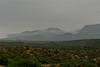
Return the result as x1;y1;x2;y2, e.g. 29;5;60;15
0;39;100;67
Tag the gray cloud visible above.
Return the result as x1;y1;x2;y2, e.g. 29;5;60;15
0;0;100;37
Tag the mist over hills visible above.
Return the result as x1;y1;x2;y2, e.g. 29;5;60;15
3;24;100;41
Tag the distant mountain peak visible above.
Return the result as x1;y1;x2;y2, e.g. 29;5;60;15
45;28;62;31
79;24;100;34
22;30;40;34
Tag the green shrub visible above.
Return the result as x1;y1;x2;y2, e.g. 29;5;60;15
60;62;77;67
8;57;41;67
81;61;95;67
0;54;8;66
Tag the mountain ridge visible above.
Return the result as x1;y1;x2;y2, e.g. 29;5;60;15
3;24;100;41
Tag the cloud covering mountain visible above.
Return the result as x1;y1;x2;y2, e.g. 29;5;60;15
3;24;100;41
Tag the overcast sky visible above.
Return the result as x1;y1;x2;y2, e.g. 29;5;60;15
0;0;100;38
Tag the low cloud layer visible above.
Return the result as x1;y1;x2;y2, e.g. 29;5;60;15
0;0;100;37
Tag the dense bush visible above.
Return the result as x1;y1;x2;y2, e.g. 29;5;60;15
8;57;41;67
0;54;8;66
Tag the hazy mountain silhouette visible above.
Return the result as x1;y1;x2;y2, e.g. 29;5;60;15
3;24;100;41
77;24;100;39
